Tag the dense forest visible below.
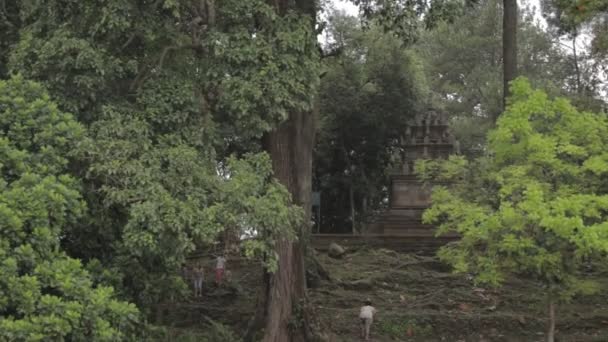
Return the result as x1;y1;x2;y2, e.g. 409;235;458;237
316;0;607;234
0;0;607;341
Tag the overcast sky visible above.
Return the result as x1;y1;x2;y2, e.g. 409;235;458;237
330;0;545;21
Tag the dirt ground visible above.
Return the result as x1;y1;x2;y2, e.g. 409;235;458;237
161;247;608;341
312;247;608;342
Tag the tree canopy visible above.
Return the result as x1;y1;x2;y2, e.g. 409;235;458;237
315;13;428;232
413;0;605;155
0;76;138;341
420;78;608;341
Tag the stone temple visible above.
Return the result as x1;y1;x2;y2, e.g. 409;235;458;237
312;109;459;252
367;109;459;237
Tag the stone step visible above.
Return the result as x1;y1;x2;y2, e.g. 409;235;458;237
378;218;424;224
382;227;437;236
311;234;458;254
379;223;428;229
380;210;425;216
378;216;423;222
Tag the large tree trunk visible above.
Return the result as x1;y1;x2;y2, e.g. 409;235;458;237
260;1;321;340
502;0;517;112
263;110;317;341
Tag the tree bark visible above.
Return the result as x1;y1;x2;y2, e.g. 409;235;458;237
547;300;556;342
349;182;356;234
260;1;321;340
572;33;582;94
502;0;517;112
262;109;317;342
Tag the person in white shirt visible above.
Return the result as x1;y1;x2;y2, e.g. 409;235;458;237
359;299;377;341
215;255;226;285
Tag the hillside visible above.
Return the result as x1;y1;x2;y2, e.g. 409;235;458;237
160;247;608;341
312;248;608;341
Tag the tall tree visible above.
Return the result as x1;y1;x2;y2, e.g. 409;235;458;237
420;78;608;342
315;13;428;233
541;0;608;103
0;0;20;78
7;2;321;335
0;76;139;340
502;0;518;109
260;2;321;341
416;0;580;154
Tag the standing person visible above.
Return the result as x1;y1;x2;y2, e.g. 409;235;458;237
215;254;226;286
180;263;191;300
359;299;378;341
192;263;204;297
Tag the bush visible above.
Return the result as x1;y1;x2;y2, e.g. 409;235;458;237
0;76;139;341
379;317;433;339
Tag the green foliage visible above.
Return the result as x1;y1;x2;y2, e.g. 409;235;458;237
351;0;477;43
212;0;320;137
541;0;608;35
147;321;241;342
379;317;433;339
0;0;20;78
85;99;301;302
541;0;608;98
212;153;303;273
6;0;319;311
0;76;139;340
422;78;608;303
416;155;468;183
415;0;602;153
9;0;319;132
198;319;241;342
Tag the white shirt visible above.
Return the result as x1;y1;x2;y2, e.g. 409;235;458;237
216;257;226;269
359;305;377;319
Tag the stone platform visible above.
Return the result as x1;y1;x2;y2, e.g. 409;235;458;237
311;233;458;254
312;110;459;251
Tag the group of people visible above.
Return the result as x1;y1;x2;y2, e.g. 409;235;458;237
187;255;378;340
186;255;227;297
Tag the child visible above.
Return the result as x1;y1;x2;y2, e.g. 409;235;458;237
192;263;204;297
225;269;233;283
215;254;226;285
359;299;377;341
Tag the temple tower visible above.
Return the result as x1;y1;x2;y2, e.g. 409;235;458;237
376;109;459;236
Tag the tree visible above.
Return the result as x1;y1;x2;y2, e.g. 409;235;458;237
315;12;428;233
415;0;594;154
257;2;322;340
541;0;608;102
502;0;518;109
541;0;608;33
352;0;481;42
420;78;608;342
0;0;20;78
0;76;139;340
7;1;320;336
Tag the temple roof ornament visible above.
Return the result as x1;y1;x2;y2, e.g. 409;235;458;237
399;109;455;173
